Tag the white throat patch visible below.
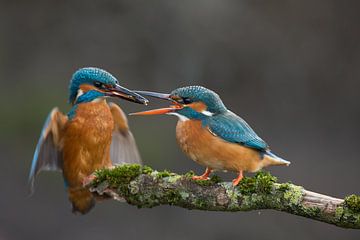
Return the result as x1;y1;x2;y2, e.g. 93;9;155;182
201;110;214;116
167;112;189;121
92;97;105;103
75;89;84;102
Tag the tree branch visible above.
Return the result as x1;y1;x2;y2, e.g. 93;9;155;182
86;164;360;229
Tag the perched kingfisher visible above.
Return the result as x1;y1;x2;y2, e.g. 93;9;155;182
28;67;148;214
131;86;290;186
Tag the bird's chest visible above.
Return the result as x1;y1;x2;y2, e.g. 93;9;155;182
66;101;114;146
61;101;114;185
176;120;225;170
176;120;199;153
176;119;264;173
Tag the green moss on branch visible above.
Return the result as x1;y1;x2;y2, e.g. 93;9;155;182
87;164;360;229
344;194;360;212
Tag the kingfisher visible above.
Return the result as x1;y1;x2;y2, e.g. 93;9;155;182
131;86;290;186
28;67;148;214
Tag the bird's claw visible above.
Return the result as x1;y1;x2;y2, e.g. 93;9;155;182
232;178;241;186
191;168;212;181
232;171;244;186
192;175;210;181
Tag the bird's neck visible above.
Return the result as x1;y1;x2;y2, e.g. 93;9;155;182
75;90;105;104
68;98;107;120
175;108;208;121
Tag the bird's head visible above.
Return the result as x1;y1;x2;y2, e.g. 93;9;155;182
131;86;227;120
68;67;148;105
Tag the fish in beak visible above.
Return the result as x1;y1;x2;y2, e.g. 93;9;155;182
105;84;149;105
129;90;183;115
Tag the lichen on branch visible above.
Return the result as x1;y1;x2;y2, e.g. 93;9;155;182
87;164;360;229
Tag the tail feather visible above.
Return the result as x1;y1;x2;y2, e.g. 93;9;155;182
68;187;95;214
264;151;291;166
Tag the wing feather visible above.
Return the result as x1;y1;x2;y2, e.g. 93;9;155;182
205;111;269;151
109;102;142;165
28;108;67;194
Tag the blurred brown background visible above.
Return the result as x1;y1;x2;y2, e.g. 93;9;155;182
0;0;359;239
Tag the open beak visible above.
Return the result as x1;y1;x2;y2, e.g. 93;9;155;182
105;84;149;105
129;90;183;116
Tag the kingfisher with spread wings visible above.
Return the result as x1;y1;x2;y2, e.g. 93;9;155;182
28;67;148;214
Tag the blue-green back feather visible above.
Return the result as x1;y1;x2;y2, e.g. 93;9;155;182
203;111;269;151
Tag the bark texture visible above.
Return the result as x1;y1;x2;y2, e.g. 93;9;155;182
86;164;360;229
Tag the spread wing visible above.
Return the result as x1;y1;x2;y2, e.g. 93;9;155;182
28;108;67;195
109;102;142;165
204;110;269;151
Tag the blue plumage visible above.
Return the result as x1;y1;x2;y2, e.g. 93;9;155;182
28;108;62;194
67;68;122;119
67;105;78;120
130;85;290;186
67;91;107;119
69;67;119;104
29;67;147;213
171;86;269;151
76;90;106;104
171;86;227;114
264;150;289;164
29;110;53;182
203;111;269;151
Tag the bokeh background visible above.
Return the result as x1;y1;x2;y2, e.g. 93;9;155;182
1;0;359;239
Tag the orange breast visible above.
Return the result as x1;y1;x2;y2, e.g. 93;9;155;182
61;100;114;187
176;120;263;172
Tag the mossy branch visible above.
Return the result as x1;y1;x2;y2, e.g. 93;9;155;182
86;164;360;229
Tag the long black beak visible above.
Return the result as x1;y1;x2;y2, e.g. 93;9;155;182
129;90;184;116
130;90;184;116
134;90;177;104
107;84;149;105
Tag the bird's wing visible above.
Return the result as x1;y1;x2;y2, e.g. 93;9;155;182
205;111;269;151
28;108;67;194
109;102;142;165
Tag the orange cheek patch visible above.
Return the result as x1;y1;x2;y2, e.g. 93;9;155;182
79;84;97;92
188;102;207;112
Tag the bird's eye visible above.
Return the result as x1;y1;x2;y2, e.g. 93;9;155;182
171;95;192;104
94;81;103;88
182;97;192;104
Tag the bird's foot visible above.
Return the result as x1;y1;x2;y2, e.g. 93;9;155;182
82;174;97;186
232;170;244;186
192;167;212;181
192;175;210;181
